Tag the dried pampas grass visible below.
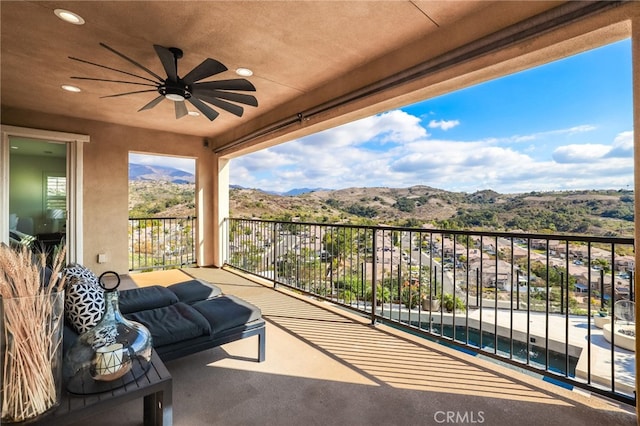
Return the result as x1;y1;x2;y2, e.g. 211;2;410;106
0;244;66;423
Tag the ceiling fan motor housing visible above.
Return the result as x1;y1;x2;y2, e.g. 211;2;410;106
160;80;191;101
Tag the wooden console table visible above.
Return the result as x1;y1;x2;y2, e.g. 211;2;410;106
39;350;172;426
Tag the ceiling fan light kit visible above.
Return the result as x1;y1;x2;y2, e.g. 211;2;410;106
70;43;258;122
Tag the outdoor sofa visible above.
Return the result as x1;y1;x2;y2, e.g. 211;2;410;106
62;269;266;363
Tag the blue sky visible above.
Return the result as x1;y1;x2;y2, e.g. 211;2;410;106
232;38;632;194
133;39;633;194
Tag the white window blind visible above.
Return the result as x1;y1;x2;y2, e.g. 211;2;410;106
46;175;66;212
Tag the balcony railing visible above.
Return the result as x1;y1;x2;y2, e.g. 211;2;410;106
128;217;197;271
224;218;636;405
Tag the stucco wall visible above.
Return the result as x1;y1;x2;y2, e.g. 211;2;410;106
2;107;216;275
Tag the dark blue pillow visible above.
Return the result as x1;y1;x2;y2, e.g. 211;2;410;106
168;279;222;304
119;286;179;314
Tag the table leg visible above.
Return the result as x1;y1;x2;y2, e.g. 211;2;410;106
143;386;173;426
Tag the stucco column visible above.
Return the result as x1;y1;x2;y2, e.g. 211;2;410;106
212;155;230;267
632;16;640;417
196;148;215;267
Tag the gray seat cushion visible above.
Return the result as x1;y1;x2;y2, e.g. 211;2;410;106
192;295;262;335
126;302;211;347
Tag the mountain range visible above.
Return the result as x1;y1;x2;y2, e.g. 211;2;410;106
129;163;195;184
128;163;634;237
129;164;323;194
231;184;330;196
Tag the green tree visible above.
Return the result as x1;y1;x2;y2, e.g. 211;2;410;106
394;197;415;213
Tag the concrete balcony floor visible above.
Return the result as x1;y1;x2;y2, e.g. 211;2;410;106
76;267;636;426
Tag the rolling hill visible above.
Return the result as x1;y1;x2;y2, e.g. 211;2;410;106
229;186;635;237
127;164;634;237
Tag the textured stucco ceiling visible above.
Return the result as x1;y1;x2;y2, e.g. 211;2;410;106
0;1;634;151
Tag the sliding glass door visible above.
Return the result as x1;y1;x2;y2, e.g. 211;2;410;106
9;138;67;255
1;125;88;264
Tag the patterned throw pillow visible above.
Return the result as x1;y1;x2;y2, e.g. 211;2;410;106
63;264;105;334
64;263;100;287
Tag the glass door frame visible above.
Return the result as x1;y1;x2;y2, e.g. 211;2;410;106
1;125;89;264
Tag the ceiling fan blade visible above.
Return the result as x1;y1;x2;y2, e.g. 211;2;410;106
196;95;244;117
191;89;258;107
182;59;228;85
138;95;165;111
69;56;159;84
153;45;177;82
101;89;159;98
187;97;220;121
192;79;256;92
71;76;157;87
99;42;165;81
175;101;188;119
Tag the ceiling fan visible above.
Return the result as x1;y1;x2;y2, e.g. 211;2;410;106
69;43;258;121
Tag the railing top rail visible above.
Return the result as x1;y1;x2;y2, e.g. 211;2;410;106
226;217;634;244
129;216;197;220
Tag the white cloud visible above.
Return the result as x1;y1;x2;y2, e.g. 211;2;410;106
386;139;541;192
230;109;429;192
505;124;597;144
428;119;460;131
298;109;427;149
606;131;634;158
233;149;293;171
552;131;634;163
230;108;632;194
552;144;611;163
558;125;598;135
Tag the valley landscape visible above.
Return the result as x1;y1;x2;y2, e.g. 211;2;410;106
128;162;634;237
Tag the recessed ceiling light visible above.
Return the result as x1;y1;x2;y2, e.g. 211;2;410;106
235;68;253;77
61;85;81;93
54;9;85;25
188;111;200;117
